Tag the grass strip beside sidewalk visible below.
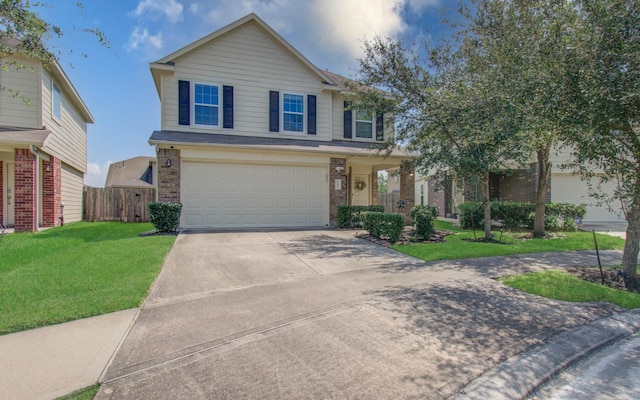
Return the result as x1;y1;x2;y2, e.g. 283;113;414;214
392;220;625;262
0;222;175;335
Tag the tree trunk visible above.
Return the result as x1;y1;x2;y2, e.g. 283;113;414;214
533;146;551;238
622;207;640;279
482;173;492;240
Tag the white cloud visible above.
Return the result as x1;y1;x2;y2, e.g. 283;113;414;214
188;2;200;14
311;0;407;58
131;0;184;24
197;0;440;74
85;161;112;188
126;27;164;52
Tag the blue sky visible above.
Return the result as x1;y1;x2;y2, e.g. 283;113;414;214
36;0;457;186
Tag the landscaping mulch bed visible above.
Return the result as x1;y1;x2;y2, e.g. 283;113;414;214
356;228;454;247
566;267;640;294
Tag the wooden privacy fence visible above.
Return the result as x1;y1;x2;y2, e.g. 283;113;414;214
83;186;156;222
377;192;402;213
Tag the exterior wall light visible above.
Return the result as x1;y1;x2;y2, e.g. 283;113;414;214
166;159;172;167
335;165;345;173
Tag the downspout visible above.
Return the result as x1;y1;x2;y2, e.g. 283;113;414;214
29;145;40;230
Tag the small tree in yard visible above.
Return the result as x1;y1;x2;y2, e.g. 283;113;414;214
461;0;584;238
352;19;528;241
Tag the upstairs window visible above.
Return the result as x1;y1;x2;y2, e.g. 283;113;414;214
355;110;373;139
282;93;304;132
52;82;61;120
194;83;220;126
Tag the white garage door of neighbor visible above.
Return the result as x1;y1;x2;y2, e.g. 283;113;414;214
182;162;328;229
551;174;623;221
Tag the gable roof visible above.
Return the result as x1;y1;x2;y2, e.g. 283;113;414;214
149;13;339;95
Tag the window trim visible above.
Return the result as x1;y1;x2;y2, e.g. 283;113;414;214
52;81;61;121
354;109;375;141
280;92;306;134
192;81;221;128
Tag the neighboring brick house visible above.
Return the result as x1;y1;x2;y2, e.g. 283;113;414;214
0;50;93;232
149;13;414;229
418;157;622;221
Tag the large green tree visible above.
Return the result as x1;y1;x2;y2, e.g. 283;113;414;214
566;0;640;279
463;0;583;238
352;27;528;240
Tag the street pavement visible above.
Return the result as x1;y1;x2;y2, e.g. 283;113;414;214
532;330;640;399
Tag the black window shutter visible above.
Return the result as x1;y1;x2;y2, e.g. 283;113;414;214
269;91;279;132
343;101;352;139
307;95;316;135
223;85;234;129
269;90;280;132
178;80;190;126
376;114;384;141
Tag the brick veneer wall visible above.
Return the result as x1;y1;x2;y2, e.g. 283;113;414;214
14;148;36;232
463;163;551;203
0;161;3;224
329;157;347;226
41;156;62;227
498;163;537;202
428;176;447;216
399;161;415;223
157;148;181;202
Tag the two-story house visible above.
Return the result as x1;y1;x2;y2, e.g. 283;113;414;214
0;47;93;232
149;13;414;229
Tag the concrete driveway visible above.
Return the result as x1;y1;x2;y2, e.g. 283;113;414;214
96;230;626;399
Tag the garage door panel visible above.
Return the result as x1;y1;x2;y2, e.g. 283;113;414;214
551;174;623;221
182;162;327;229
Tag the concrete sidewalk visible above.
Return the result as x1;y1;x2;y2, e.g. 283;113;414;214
0;309;137;400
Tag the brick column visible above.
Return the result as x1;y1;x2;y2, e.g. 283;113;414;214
399;161;415;224
0;161;4;224
157;148;181;202
15;149;37;232
370;170;378;205
329;158;347;227
41;156;62;227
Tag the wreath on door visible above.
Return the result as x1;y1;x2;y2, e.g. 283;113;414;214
354;179;367;191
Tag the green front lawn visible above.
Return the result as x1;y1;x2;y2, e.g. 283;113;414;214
0;222;175;335
499;271;640;309
393;220;625;262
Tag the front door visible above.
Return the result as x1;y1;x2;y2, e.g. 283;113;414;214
4;162;14;226
351;173;370;206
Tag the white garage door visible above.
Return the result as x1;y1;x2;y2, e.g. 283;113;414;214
551;174;623;221
181;162;328;229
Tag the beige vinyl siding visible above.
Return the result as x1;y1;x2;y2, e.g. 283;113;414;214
61;163;84;223
162;21;330;140
331;92;392;142
41;70;88;173
0;60;42;129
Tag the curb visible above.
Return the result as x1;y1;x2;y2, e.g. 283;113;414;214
450;308;640;400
